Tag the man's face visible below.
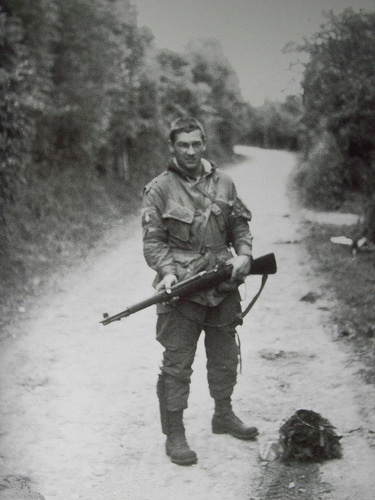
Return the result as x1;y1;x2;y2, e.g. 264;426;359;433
169;129;206;173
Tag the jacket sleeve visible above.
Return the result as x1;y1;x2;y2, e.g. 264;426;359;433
230;186;253;258
141;184;176;278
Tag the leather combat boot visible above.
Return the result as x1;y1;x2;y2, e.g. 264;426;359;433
165;410;197;466
212;398;258;440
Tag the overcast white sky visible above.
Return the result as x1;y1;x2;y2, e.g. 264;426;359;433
133;0;374;106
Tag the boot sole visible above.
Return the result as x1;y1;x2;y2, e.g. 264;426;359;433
169;455;198;466
166;449;198;466
212;425;259;441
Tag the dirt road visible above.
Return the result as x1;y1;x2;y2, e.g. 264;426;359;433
1;147;375;500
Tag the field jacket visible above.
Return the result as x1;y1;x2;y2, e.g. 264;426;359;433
142;158;253;306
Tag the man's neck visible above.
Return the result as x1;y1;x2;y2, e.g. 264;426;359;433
175;160;203;180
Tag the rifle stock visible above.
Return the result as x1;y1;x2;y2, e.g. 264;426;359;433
100;252;276;326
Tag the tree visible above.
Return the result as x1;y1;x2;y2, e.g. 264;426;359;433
0;1;52;254
184;38;245;158
239;97;302;151
299;8;375;239
47;0;119;165
104;8;156;181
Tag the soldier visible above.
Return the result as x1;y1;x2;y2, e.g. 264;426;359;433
142;117;258;466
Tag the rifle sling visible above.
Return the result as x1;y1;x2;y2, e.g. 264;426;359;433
240;274;268;320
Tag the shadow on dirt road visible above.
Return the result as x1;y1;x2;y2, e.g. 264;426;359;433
1;147;375;500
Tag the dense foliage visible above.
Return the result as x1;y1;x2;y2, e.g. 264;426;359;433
240;96;303;151
0;0;256;271
295;8;375;240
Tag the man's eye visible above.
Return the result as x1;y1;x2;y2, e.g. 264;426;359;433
176;142;203;150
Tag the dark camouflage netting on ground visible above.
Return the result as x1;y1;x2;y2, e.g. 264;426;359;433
279;409;343;462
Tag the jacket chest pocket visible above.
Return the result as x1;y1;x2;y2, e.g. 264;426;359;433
163;206;194;242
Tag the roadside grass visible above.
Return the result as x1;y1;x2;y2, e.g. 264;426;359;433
302;221;375;385
0;170;141;339
289;148;375;386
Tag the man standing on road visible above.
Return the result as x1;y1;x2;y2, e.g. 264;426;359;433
141;117;258;466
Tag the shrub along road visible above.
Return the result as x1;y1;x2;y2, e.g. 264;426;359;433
1;147;375;499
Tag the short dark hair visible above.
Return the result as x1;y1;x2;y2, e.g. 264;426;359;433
169;117;206;144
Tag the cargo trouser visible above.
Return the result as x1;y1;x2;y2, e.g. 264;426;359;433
156;291;242;412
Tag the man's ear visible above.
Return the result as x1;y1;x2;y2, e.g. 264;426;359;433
168;140;175;153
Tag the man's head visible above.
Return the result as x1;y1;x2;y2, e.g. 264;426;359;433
168;117;206;174
168;117;206;145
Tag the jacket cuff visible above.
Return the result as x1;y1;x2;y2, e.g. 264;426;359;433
237;245;253;258
159;265;176;278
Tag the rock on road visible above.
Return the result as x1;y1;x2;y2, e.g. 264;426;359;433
1;147;375;500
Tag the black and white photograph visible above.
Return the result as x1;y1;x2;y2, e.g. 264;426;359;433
1;0;374;498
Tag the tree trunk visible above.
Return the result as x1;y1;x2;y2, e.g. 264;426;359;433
364;192;375;243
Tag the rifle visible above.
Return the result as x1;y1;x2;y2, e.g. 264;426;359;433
100;253;277;326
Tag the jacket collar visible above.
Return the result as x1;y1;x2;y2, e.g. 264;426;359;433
167;157;215;180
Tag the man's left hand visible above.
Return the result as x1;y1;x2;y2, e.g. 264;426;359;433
229;255;252;282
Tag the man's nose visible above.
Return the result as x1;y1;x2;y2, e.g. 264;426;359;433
187;144;195;154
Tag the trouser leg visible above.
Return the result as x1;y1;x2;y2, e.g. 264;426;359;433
156;301;203;411
205;292;258;440
155;301;203;465
204;292;241;401
205;331;238;401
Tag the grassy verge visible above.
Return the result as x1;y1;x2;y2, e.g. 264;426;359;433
289;148;375;385
0;169;141;339
302;220;375;385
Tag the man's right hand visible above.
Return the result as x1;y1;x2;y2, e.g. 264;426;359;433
156;274;178;293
